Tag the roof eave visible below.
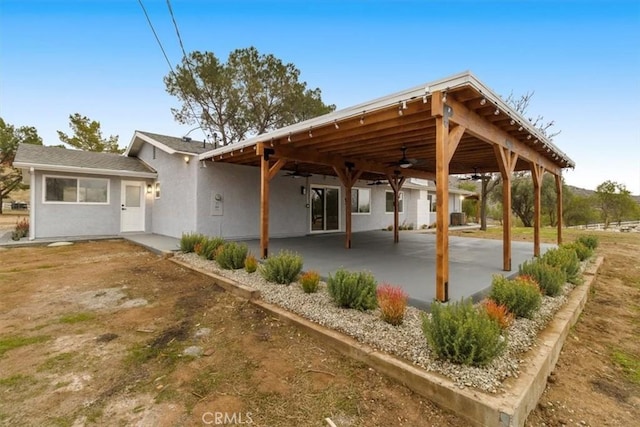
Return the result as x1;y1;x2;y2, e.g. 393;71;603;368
13;161;158;179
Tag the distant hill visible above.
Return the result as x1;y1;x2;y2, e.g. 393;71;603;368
566;185;640;203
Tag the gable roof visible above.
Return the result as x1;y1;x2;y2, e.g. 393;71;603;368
125;131;217;156
13;144;157;178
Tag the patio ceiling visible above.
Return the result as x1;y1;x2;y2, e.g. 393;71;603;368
199;71;574;181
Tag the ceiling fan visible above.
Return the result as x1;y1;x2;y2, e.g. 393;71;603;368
284;163;312;178
367;179;387;186
459;167;484;181
388;146;418;169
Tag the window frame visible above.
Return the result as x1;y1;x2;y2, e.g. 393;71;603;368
350;187;371;215
154;181;161;199
42;175;110;205
385;190;404;214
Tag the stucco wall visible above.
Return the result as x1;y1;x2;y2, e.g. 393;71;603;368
195;162;309;239
31;170;124;238
137;144;197;238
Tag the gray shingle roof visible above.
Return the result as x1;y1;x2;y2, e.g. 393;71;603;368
14;144;156;175
137;131;216;154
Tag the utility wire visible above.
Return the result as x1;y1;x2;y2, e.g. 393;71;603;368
137;0;208;142
165;0;222;145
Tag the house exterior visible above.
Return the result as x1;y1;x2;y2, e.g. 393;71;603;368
13;131;471;241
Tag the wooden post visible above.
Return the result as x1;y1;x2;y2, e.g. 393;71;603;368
257;143;286;259
259;149;270;259
531;163;545;257
494;146;519;271
431;92;466;303
555;173;563;245
387;173;406;244
334;165;363;249
435;115;450;301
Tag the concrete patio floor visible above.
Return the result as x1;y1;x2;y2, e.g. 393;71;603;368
243;230;555;309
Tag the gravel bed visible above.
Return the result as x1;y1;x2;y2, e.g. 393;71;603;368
175;253;582;393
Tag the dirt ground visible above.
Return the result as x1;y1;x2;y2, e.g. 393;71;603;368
0;223;638;426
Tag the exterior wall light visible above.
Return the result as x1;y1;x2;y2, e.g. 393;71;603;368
184;155;190;164
146;184;152;194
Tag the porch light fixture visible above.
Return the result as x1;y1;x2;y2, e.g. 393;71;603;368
146;184;152;194
184;155;190;164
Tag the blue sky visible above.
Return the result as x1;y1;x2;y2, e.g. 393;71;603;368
1;0;639;194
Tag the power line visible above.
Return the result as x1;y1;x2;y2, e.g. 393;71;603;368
165;0;222;144
137;0;208;141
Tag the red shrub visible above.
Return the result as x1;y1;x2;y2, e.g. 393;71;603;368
483;299;514;329
376;283;408;326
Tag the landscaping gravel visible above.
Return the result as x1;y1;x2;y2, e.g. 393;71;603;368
175;252;578;393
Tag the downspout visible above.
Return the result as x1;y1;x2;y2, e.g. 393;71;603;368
29;167;35;240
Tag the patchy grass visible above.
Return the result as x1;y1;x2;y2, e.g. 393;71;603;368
59;312;95;324
38;352;76;372
612;349;640;385
0;374;36;388
0;335;49;357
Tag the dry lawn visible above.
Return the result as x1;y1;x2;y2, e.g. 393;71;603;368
0;224;638;426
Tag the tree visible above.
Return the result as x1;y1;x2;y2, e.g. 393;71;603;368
505;91;560;140
57;113;122;153
458;181;478;221
479;175;501;230
595;180;639;228
492;173;535;227
563;193;597;227
165;47;336;145
0;118;43;213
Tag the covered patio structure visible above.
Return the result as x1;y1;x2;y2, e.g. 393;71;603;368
199;71;575;302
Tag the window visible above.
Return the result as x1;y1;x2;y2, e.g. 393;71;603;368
428;194;436;212
385;191;404;214
154;182;161;199
350;188;370;214
44;176;109;204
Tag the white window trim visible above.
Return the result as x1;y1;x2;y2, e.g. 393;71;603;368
385;190;404;214
154;181;161;199
42;174;110;205
350;187;371;215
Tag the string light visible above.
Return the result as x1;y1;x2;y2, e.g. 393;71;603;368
480;98;487;105
518;126;523;131
287;133;291;143
442;92;448;102
308;128;313;138
422;95;428;103
398;102;404;116
334;120;339;129
494;108;500;115
360;112;365;125
510;120;515;125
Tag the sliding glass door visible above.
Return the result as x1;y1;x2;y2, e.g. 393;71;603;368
310;186;340;232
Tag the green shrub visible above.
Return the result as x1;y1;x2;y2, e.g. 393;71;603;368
561;241;593;262
259;250;304;284
327;268;377;311
180;232;206;253
199;237;225;260
541;247;581;285
299;270;320;293
489;275;542;319
519;259;566;296
244;254;258;273
422;299;506;367
215;242;248;270
576;235;599;250
11;218;29;241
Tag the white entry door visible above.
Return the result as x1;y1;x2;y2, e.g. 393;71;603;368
120;181;145;232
